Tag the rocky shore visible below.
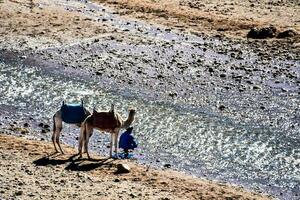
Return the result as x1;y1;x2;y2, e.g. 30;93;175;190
0;134;273;199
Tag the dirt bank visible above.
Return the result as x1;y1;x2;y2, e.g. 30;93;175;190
93;0;300;39
0;134;273;199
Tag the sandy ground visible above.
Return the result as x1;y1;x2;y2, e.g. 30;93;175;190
0;0;118;50
0;0;299;51
0;134;273;200
94;0;300;38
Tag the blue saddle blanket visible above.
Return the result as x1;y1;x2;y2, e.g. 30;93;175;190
61;103;86;124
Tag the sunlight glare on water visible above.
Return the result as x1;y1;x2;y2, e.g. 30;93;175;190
0;62;299;199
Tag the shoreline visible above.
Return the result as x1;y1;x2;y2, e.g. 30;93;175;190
0;133;274;199
93;0;300;39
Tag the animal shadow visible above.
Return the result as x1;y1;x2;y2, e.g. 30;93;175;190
33;153;78;166
65;158;113;172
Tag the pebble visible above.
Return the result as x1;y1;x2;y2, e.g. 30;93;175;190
116;164;130;174
218;105;226;111
163;164;171;168
15;191;23;196
43;124;50;129
114;178;120;182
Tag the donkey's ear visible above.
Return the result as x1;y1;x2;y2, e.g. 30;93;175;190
81;99;84;107
62;101;65;105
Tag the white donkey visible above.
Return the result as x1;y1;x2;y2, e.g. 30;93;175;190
52;100;90;154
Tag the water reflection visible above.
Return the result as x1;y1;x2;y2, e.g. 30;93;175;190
0;62;299;199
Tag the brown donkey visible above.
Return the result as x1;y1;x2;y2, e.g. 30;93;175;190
78;104;136;159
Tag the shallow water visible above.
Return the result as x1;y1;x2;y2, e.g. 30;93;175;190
0;59;299;199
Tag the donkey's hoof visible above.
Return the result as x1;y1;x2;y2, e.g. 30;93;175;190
111;154;119;159
51;151;59;155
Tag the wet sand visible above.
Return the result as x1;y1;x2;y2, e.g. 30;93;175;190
0;133;273;199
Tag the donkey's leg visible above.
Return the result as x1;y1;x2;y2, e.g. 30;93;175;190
84;125;93;160
84;128;93;153
52;114;59;153
52;128;58;153
114;131;119;158
110;133;114;158
78;123;85;158
56;128;64;154
54;118;64;154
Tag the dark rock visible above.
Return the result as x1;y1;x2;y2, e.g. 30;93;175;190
168;92;177;98
114;178;120;182
253;85;261;90
132;177;140;181
15;191;23;196
277;29;298;38
220;73;226;78
38;123;44;127
41;129;47;133
43;124;50;129
129;193;136;198
219;105;226;111
23;123;29;127
96;71;102;76
247;26;277;39
157;74;164;79
217;28;227;32
163;164;171;168
115;164;130;174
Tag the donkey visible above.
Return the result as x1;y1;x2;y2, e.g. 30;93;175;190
52;100;90;154
78;104;136;159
